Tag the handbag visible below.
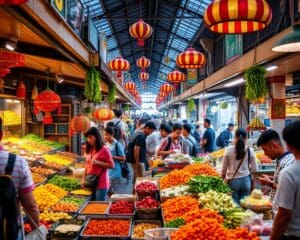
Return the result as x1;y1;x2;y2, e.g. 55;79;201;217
83;174;99;189
225;148;250;185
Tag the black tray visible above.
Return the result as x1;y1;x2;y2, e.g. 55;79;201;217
48;218;85;239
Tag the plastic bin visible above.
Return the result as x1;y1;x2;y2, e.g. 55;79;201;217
144;228;178;240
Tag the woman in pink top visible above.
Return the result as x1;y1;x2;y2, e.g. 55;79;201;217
83;127;114;200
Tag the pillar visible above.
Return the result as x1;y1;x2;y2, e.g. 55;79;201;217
237;86;249;129
267;76;286;134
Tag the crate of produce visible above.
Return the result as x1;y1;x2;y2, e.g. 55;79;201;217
31;172;47;187
135;178;159;200
135;196;160;220
144;228;178;240
80;217;132;239
108;200;135;217
47;175;81;191
48;218;85;239
110;194;135;202
78;201;111;216
31;166;56;177
70;189;92;197
131;220;161;240
50;196;87;214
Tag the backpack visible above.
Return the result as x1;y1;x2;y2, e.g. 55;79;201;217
186;137;201;157
115;142;130;179
113;120;123;141
216;131;224;147
125;133;141;163
0;153;19;240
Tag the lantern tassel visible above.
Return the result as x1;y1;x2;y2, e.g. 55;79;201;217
137;39;144;47
43;112;53;124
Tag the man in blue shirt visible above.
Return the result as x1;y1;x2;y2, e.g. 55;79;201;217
201;118;215;153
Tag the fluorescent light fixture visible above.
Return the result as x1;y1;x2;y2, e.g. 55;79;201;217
224;78;245;87
4;36;18;51
272;24;300;52
266;65;278;71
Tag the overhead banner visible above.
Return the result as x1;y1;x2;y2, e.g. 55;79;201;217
187;69;198;86
50;0;66;18
99;32;107;64
225;34;243;64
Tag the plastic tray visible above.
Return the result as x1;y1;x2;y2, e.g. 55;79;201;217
108;200;135;217
144;228;178;240
78;201;111;216
48;218;85;239
80;216;133;239
131;220;161;240
50;196;88;214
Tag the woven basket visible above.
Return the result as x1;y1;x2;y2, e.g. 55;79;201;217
135;206;161;220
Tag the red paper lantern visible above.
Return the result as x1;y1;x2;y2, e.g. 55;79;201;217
108;57;130;78
34;89;61;124
167;70;186;85
93;108;112;122
160;83;174;93
204;0;272;34
0;50;25;77
139;72;149;81
159;92;168;98
129;19;153;47
176;48;206;69
16;80;26;100
124;81;136;92
136;56;151;71
70;115;90;135
0;0;28;4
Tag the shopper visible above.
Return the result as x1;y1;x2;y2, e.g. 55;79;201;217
127;121;156;180
146;123;172;160
216;123;234;148
201;118;216;153
271;121;300;240
113;109;127;147
157;122;183;158
182;123;201;157
103;127;126;196
256;129;295;206
221;128;257;204
0;117;39;239
83;127;114;201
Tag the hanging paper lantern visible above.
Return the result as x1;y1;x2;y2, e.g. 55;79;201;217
204;0;272;34
0;0;28;5
70;115;91;135
176;48;206;69
136;56;151;71
16;80;26;100
0;50;25;77
160;83;174;93
167;70;186;85
159;91;168;98
139;72;149;81
31;85;38;100
129;19;153;47
108;57;130;78
124;81;136;92
34;89;61;124
93;108;111;122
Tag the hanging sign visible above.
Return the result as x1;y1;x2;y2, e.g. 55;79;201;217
225;34;243;64
187;69;198;86
99;32;107;64
50;0;66;18
271;99;286;119
66;0;84;35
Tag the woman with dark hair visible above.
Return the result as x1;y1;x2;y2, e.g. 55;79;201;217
83;127;114;201
103;127;126;196
221;128;257;204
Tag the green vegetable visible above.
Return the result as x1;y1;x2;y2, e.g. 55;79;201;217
221;208;253;229
23;134;64;148
108;84;116;104
48;175;81;191
84;65;102;103
192;157;206;163
165;218;185;228
188;175;231;193
244;65;267;101
60;196;86;206
84;106;92;114
187;98;196;112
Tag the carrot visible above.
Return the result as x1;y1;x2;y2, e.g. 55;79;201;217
83;219;130;236
182;209;224;225
182;162;219;176
81;203;109;214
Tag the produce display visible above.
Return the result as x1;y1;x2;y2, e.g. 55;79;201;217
159;170;192;190
136;196;160;209
59;196;86;206
255;151;273;163
165;218;185;228
164;153;192;163
24;220;51;234
48;175;81;191
243;215;273;236
198;190;236;212
83;219;131;237
135;181;158;191
51;202;79;213
188;175;231;193
210;148;225;158
247;117;266;131
33;184;67;211
54;224;82;233
241;189;272;209
181;162;219;176
32;172;46;185
70;189;91;196
1;110;21;126
80;202;109;215
182;209;224;225
42;162;66;171
39;211;71;223
43;154;73;166
23;134;65;149
223;208;254;229
162;196;199;222
31;167;55;177
160;185;191;199
109;200;134;215
132;222;160;239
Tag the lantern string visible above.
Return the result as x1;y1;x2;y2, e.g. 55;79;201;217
139;0;142;18
253;32;260;65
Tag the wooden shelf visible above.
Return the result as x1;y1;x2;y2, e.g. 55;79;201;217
52;114;70;117
44;133;69;136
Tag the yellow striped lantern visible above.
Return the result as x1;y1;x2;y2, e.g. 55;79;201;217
167;70;186;85
129;19;153;47
136;56;151;71
139;71;149;89
108;57;130;78
176;48;206;69
159;91;168;98
124;81;136;93
160;83;174;93
204;0;272;34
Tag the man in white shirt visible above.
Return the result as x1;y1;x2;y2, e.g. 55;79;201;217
271;121;300;240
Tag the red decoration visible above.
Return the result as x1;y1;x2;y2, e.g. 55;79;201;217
160;83;174;93
159;91;168;98
136;56;151;71
129;19;153;47
124;81;136;93
108;57;130;78
176;48;206;69
204;0;272;34
93;108;114;122
0;0;28;4
16;80;26;100
0;50;25;77
167;70;186;85
70;115;90;136
34;89;61;124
